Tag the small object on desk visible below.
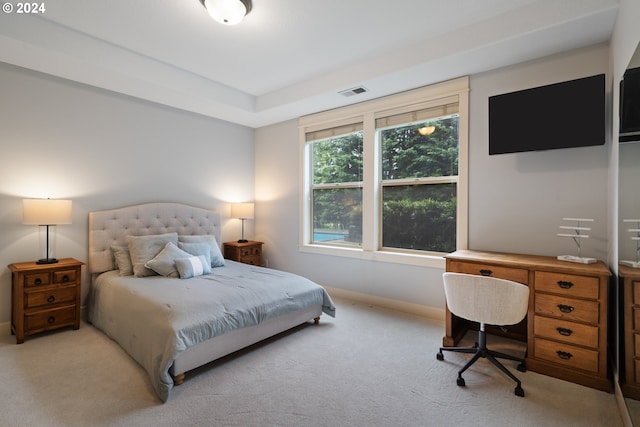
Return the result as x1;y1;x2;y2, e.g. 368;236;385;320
620;219;640;268
223;241;263;266
556;217;597;264
8;258;84;344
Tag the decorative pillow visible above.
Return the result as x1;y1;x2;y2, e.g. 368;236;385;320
175;255;211;279
178;235;225;267
111;245;133;276
178;242;212;267
144;242;193;278
126;232;179;277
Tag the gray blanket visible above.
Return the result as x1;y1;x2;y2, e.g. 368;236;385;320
89;261;335;402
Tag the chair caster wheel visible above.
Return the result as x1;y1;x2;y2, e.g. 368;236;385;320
457;377;466;387
515;386;525;397
436;352;444;361
517;362;526;372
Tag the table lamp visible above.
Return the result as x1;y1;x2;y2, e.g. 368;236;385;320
23;199;72;264
230;202;254;243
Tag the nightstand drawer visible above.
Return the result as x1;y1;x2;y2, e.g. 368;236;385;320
24;272;50;287
25;286;77;309
446;260;528;283
25;306;76;332
535;293;599;324
535;271;599;299
53;269;77;284
241;255;261;266
534;315;598;348
240;247;261;257
534;337;599;373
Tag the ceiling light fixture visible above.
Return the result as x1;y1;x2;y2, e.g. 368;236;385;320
200;0;252;26
418;125;436;136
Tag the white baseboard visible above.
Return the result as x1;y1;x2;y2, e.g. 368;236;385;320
324;286;445;322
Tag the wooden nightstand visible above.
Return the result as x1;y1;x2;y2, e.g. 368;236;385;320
223;241;263;266
9;258;84;344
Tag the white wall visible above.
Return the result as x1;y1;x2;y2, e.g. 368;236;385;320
469;44;610;259
255;43;610;315
0;62;255;325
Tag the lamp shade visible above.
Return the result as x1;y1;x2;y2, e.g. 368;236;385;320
230;202;254;219
23;199;72;225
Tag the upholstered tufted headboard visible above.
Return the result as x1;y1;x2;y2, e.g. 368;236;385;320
88;202;222;278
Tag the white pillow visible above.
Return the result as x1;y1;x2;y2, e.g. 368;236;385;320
175;255;212;279
111;245;133;276
126;232;179;277
178;235;225;267
145;242;193;278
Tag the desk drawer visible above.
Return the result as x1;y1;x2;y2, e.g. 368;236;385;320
535;293;599;324
447;261;528;284
535;271;599;299
634;280;640;305
534;315;598;348
534;338;599;373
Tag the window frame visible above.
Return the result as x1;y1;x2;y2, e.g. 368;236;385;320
299;77;469;268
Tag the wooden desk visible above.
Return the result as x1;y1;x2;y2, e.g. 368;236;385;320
445;250;611;391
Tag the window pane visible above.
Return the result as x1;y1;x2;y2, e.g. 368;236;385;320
312;187;362;246
382;183;456;252
311;132;363;185
380;115;458;180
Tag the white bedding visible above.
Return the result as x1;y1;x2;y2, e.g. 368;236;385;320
89;260;335;402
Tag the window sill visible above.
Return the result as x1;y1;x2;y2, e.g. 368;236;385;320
298;243;446;268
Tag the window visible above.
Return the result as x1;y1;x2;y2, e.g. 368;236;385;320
299;78;468;267
309;125;363;247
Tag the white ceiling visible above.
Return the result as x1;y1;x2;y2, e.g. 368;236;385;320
0;0;619;128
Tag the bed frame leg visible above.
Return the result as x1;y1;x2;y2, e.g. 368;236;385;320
173;373;185;386
314;316;320;325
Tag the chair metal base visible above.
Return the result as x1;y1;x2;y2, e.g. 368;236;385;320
437;328;526;397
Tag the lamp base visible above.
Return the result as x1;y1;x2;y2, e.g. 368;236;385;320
36;258;59;264
237;239;249;243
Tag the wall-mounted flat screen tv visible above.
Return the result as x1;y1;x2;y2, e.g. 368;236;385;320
620;67;640;143
489;74;605;155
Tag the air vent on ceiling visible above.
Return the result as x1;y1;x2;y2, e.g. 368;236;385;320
338;86;369;97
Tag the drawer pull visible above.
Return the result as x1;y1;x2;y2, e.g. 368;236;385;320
47;295;55;304
62;274;69;282
556;350;573;360
48;316;55;324
556;327;573;336
479;269;492;276
35;278;42;285
557;280;574;289
557;304;574;313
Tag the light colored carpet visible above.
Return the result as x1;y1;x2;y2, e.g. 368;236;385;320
0;298;622;427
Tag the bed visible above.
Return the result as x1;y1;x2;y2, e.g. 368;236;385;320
87;202;335;402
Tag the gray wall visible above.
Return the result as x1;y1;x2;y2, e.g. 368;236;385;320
0;63;254;324
255;43;610;313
